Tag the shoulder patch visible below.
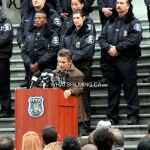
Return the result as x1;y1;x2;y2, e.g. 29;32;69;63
86;35;94;44
87;24;93;31
52;36;59;45
2;23;12;31
133;23;142;32
53;17;61;26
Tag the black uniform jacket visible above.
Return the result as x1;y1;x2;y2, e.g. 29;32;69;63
21;24;59;70
98;12;143;61
0;15;13;59
60;21;95;66
17;4;61;47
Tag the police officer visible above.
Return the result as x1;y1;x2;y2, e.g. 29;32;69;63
97;0;117;84
21;11;59;89
98;0;142;125
97;0;117;29
17;0;61;88
56;0;72;21
60;0;96;41
60;9;95;135
20;0;32;19
0;0;13;118
143;0;150;83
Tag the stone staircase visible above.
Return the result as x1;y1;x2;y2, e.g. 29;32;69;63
1;1;150;150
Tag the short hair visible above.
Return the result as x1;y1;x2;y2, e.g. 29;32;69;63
61;136;80;150
0;137;14;150
35;10;47;19
82;144;98;150
58;49;72;61
110;128;124;147
137;137;150;150
93;128;114;150
42;126;58;145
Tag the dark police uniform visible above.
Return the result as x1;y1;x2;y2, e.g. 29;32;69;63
21;24;59;89
17;5;61;47
0;15;13;116
61;15;96;39
20;0;32;19
60;21;95;134
98;11;142;124
56;0;72;16
97;0;116;28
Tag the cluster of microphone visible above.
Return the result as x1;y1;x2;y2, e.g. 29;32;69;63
30;69;56;89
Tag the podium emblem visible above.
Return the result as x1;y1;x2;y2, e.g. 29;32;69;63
28;96;44;118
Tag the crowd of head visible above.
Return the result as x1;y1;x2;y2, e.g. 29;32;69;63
1;122;150;150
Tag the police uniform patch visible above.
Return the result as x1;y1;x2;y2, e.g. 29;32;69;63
76;41;80;48
133;23;142;32
123;30;128;37
87;24;93;31
3;23;11;31
86;35;94;44
54;18;61;26
52;36;59;45
28;96;44;118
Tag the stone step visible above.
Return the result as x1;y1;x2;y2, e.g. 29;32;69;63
90;83;150;94
91;114;150;126
90;92;150;105
0;118;15;128
0;128;15;138
91;103;150;115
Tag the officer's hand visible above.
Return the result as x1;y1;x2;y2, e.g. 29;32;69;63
102;8;113;17
60;13;68;20
64;90;72;99
108;46;118;57
20;43;24;48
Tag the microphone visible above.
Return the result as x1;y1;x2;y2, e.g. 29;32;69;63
38;69;54;89
30;71;41;89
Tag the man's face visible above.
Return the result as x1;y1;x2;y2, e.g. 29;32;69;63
58;56;72;72
116;0;130;16
32;0;46;9
34;13;47;27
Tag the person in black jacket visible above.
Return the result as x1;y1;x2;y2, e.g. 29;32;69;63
56;0;72;21
21;11;59;89
56;0;94;21
97;0;116;28
143;0;150;83
97;0;117;84
0;0;13;118
20;0;32;19
98;0;142;125
60;9;95;136
17;0;61;88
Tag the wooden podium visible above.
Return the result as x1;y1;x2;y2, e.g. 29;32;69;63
15;88;78;150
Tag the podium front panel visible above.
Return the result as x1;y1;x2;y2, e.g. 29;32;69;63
15;88;78;150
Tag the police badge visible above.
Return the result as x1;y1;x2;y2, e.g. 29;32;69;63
28;96;44;118
76;41;80;48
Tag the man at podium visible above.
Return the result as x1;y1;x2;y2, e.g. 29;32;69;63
53;49;87;136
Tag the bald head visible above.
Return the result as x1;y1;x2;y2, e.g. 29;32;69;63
82;144;98;150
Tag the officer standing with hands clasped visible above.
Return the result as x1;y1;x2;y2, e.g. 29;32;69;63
0;0;13;118
98;0;142;125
